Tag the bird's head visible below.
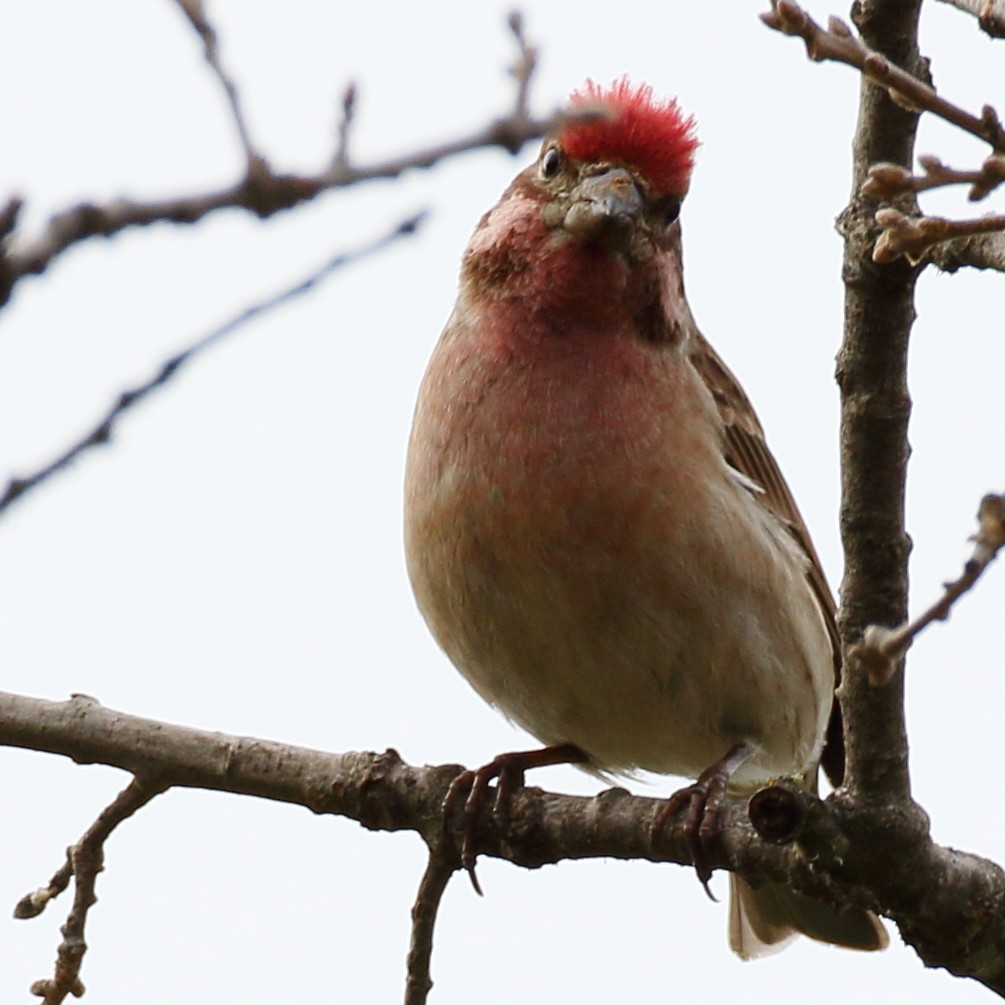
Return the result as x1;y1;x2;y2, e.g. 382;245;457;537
540;78;698;256
462;79;699;324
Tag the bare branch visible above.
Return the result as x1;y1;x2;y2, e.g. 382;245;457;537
761;1;1005;150
928;229;1005;271
404;846;458;1005
332;82;358;173
172;0;267;178
6;692;1005;992
764;4;1005;276
506;11;537;122
823;0;922;807
0;212;425;517
0;16;559;309
850;493;1005;684
0;120;551;310
0;692;683;864
873;207;1005;264
18;774;167;1004
0;197;21;242
865;153;1005;201
935;0;1005;37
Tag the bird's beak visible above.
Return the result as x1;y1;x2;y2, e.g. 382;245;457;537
563;167;642;253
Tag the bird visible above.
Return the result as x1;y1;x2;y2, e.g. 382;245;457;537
403;78;887;959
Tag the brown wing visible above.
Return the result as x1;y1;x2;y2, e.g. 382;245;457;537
686;331;845;787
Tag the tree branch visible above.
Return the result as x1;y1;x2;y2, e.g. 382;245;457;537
17;775;167;1004
764;2;1005;268
0;212;425;517
935;0;1005;38
404;845;458;1005
172;0;267;179
863;155;1005;265
873;207;1005;264
762;1;1005;151
865;154;1005;202
928;229;1005;271
850;492;1005;682
795;0;921;807
5;691;1005;993
0;14;557;309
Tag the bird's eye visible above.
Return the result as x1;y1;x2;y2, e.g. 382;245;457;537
661;197;681;227
540;147;562;180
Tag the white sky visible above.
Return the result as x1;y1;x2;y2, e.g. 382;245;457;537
1;1;1002;1002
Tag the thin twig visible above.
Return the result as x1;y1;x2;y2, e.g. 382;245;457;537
873;207;1005;264
762;1;1005;150
0;196;21;242
850;493;1005;684
0;120;555;309
0;16;555;308
332;82;358;172
404;844;458;1005
935;0;1005;37
18;772;168;1004
865;154;1005;202
0;212;425;517
506;11;537;122
764;4;1005;270
172;0;267;178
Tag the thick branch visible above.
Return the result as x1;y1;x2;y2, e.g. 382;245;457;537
824;1;921;806
764;0;924;798
0;693;704;867
4;692;1005;991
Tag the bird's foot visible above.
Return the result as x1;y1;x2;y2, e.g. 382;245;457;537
650;742;753;900
443;743;587;895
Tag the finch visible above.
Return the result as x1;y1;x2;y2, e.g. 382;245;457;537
404;78;886;958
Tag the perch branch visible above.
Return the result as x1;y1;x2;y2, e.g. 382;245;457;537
5;692;1005;992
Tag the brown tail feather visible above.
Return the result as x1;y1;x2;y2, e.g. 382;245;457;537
729;875;889;961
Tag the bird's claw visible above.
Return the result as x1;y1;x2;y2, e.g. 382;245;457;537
650;780;721;900
442;767;491;895
650;742;752;899
441;744;588;895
